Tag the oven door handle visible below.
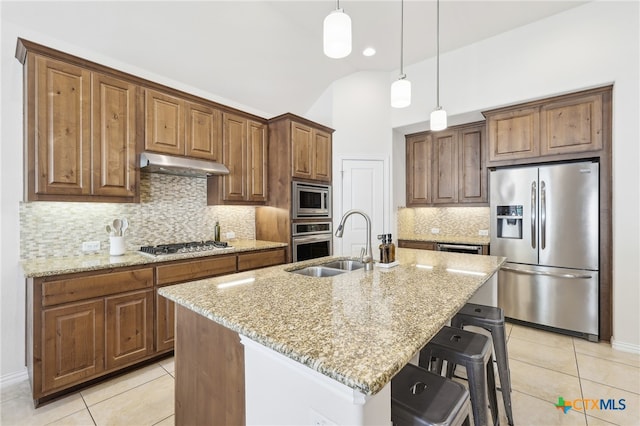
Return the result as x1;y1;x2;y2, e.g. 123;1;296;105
293;234;332;244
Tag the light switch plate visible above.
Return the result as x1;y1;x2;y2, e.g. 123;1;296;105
82;241;100;252
225;231;236;240
431;228;440;234
478;229;489;236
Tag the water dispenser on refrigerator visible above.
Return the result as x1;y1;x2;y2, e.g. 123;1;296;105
496;205;523;239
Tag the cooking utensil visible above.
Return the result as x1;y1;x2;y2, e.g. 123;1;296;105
106;224;113;236
121;218;129;235
112;219;122;237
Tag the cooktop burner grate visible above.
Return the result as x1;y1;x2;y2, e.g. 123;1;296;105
139;241;229;256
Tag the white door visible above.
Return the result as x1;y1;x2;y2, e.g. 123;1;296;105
337;159;387;259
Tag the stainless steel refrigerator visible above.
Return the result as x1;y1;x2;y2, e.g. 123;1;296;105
490;162;599;341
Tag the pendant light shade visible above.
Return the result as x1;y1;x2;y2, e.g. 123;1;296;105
391;0;411;108
391;77;411;108
430;0;447;130
323;6;352;59
430;107;447;131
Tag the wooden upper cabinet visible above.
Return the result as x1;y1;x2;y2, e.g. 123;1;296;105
291;121;332;182
406;122;487;207
144;89;185;156
92;73;137;198
540;92;603;156
406;133;432;206
217;113;267;204
247;120;267;202
313;129;332;182
25;52;137;202
185;101;222;161
487;106;540;163
484;86;610;165
291;122;313;180
432;130;458;204
458;124;487;204
34;56;92;197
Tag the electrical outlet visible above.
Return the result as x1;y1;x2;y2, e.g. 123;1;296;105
225;231;236;240
82;241;100;252
309;409;337;426
431;228;440;234
478;229;489;236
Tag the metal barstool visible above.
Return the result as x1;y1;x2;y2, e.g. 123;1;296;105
420;326;500;426
450;303;514;425
392;363;471;426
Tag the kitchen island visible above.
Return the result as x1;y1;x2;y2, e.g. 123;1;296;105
159;248;506;425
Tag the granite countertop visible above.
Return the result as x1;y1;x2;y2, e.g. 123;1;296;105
399;235;491;245
159;248;506;396
20;240;288;278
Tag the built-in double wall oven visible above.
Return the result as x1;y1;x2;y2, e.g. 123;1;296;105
291;181;333;262
291;221;332;262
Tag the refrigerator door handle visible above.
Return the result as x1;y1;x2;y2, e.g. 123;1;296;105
531;181;537;249
501;265;592;279
541;180;546;250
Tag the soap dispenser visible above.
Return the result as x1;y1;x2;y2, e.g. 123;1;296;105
387;234;396;263
377;234;389;263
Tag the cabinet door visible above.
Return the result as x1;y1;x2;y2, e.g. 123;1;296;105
247;120;267;202
105;290;154;369
156;291;175;353
145;89;184;156
540;93;603;156
42;300;105;392
222;113;247;201
458;125;487;204
406;134;432;206
186;101;222;161
34;56;91;196
291;122;313;180
92;73;137;197
487;107;540;162
313;129;332;182
432;130;458;204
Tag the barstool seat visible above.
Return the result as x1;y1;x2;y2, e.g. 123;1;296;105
451;303;514;426
392;363;471;426
420;326;500;426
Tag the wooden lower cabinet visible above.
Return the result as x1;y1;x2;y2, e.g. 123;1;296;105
42;300;105;393
156;289;176;353
398;240;436;251
105;290;154;370
28;248;286;404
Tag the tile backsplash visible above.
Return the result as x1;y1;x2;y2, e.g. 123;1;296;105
20;173;255;259
398;207;490;239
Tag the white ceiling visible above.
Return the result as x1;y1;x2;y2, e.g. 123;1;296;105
3;1;588;117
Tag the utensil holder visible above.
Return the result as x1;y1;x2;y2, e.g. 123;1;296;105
109;236;125;256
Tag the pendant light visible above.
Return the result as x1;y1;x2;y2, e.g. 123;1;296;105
323;0;352;59
391;0;411;108
430;0;447;131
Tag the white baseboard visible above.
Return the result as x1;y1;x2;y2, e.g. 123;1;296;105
611;338;640;354
0;368;28;389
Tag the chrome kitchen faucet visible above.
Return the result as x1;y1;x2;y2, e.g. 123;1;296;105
335;209;374;271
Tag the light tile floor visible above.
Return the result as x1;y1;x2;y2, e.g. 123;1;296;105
0;324;638;425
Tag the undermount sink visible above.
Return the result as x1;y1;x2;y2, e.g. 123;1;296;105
289;259;366;278
289;266;346;277
320;260;365;271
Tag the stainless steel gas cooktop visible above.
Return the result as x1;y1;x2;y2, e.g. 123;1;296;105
139;241;230;256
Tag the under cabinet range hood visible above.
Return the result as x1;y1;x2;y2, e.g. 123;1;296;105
140;152;229;178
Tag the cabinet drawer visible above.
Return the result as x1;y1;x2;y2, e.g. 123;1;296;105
42;268;153;307
156;255;237;285
398;240;436;251
237;248;286;271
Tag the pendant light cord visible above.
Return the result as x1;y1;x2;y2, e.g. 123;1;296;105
436;0;440;108
400;0;405;77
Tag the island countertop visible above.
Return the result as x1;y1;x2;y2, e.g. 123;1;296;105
159;248;506;396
